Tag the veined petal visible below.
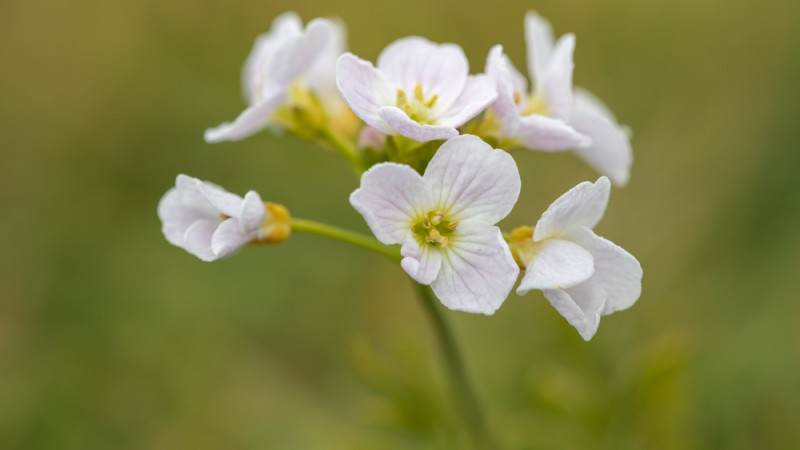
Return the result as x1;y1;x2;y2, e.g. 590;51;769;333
204;91;286;143
517;113;588;151
182;219;219;262
196;178;244;219
336;53;396;134
423;135;521;225
239;191;265;232
376;37;468;110
566;228;642;315
400;235;443;285
349;162;429;244
542;277;607;341
485;45;524;135
516;239;594;294
242;12;303;103
437;74;497;128
377;106;459;141
431;225;519;315
211;217;255;258
525;10;555;88
540;33;575;121
570;89;633;186
533;176;611;241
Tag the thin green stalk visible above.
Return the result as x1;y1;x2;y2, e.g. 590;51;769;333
319;128;363;173
414;283;495;449
290;218;400;261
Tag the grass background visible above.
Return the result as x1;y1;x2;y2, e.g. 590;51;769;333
2;0;799;448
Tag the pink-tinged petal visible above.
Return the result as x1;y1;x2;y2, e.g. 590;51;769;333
431;225;519;315
566;228;642;315
349;162;430;245
542;278;608;341
358;126;387;149
400;235;443;285
182;219;219;262
336;53;396;134
517;114;588;151
534;176;611;241
376;37;468;110
204;91;286;143
437;74;497;128
377;107;459;142
570;89;633;186
239;191;265;232
485;45;524;135
424;135;521;225
516;239;594;294
211;218;254;258
242;12;303;103
260;18;332;94
525;10;555;87
540;33;575;121
195;179;243;219
304;18;347;101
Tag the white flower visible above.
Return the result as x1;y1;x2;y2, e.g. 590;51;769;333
205;12;347;143
350;135;521;314
513;176;642;340
486;11;633;185
336;37;497;142
158;175;288;261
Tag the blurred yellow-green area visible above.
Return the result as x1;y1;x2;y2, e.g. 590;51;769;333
2;0;800;448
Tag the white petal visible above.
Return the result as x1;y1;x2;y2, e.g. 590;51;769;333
211;217;255;258
542;278;607;341
376;37;468;110
204;91;286;143
567;228;642;315
431;225;519;315
437;74;497;128
570;89;633;186
242;12;303;103
540;33;575;121
485;45;524;136
400;235;443;285
423;135;521;225
174;174;214;210
516;239;594;293
182;219;220;262
525;10;555;88
517;114;589;151
158;175;220;247
239;191;265;232
377;106;459;142
304;18;347;102
195;179;244;218
533;176;611;241
336;53;396;134
349;162;430;245
259;18;332;94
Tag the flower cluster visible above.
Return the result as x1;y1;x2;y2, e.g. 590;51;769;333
159;11;642;340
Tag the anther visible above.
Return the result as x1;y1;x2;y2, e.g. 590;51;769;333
396;89;408;107
403;104;414;116
513;91;521;105
423;94;438;108
431;211;444;225
448;220;459;230
440;236;449;248
422;215;431;228
414;84;425;102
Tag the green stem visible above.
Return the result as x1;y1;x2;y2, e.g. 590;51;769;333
319;128;363;173
290;218;400;261
414;283;494;449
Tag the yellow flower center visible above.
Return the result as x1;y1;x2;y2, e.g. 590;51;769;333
516;91;549;117
412;210;459;248
396;83;440;125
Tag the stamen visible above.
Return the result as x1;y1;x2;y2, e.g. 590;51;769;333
431;211;444;225
414;84;425;102
396;89;408;107
447;221;459;230
423;94;438;108
429;229;441;241
513;91;521;104
422;215;431;228
403;103;414;116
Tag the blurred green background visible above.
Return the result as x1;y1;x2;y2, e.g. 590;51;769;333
2;0;799;448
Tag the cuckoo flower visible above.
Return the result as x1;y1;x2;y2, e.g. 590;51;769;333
512;177;642;340
350;135;520;314
486;11;633;185
205;13;348;143
337;37;497;142
158;175;289;261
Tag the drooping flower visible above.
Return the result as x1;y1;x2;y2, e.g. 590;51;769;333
205;12;351;143
336;37;497;142
511;176;642;340
485;11;633;185
350;135;520;314
158;174;290;261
